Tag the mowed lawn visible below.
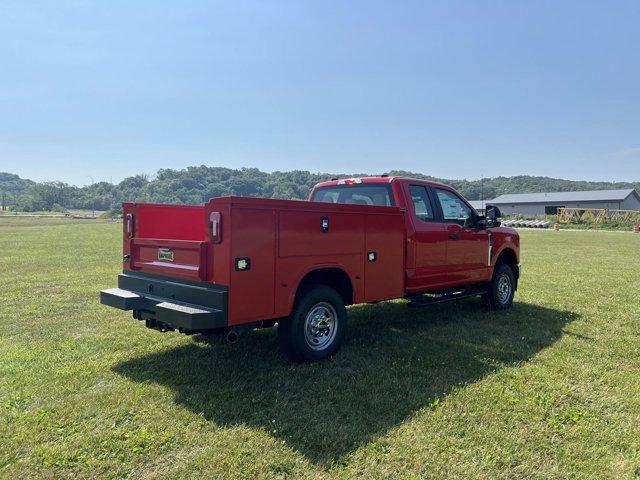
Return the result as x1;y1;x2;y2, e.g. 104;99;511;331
1;218;639;479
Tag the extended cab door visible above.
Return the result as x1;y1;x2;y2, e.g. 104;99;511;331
402;183;450;292
431;187;490;284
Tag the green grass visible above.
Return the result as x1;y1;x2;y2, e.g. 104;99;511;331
1;219;639;479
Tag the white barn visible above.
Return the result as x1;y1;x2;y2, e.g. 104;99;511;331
486;189;640;216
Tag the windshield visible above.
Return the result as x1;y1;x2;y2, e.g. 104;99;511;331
311;184;394;206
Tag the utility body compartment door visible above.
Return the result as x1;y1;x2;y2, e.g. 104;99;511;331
227;206;277;325
278;211;363;258
364;214;405;301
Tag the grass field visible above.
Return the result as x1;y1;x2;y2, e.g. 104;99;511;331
1;219;639;479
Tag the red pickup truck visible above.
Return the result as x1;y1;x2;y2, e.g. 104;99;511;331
101;176;520;362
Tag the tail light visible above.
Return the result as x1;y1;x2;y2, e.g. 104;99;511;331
210;212;222;243
125;213;134;238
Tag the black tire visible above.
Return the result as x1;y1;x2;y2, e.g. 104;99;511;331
278;285;347;362
483;263;516;310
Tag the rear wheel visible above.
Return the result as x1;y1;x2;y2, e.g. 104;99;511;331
483;263;516;310
278;285;347;362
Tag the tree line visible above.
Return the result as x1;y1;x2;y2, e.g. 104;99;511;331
1;167;638;213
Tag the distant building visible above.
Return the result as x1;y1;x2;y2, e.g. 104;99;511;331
468;200;487;214
486;189;640;216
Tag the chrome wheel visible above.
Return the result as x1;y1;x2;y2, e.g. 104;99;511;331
497;273;512;305
303;302;338;351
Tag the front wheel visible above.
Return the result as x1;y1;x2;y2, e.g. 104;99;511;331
483;263;516;310
278;285;347;362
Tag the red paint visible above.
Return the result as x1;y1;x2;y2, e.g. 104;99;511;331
121;177;520;326
129;238;208;281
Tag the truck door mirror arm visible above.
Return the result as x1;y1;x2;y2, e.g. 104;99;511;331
474;215;487;229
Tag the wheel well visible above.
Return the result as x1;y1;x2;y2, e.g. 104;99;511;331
295;268;354;306
496;248;519;279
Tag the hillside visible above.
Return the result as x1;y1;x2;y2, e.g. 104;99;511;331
1;166;639;212
0;172;35;206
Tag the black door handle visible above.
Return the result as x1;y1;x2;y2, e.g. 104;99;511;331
449;233;460;240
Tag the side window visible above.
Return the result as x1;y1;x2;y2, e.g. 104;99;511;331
434;189;473;225
409;185;434;222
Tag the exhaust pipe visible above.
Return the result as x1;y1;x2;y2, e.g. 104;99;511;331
222;321;268;345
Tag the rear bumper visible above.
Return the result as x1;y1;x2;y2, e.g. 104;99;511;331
100;271;228;332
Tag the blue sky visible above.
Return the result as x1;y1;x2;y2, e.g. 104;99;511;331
1;1;639;185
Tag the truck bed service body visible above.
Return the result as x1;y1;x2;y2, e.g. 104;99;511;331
101;176;520;361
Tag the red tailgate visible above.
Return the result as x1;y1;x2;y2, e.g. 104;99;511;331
123;203;209;281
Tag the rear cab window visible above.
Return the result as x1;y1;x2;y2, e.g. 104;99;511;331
408;185;435;222
311;184;394;206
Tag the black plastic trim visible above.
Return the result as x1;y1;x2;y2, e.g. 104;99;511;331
122;269;227;291
100;271;228;331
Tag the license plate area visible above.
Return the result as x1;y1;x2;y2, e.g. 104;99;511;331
158;248;175;262
130;238;208;280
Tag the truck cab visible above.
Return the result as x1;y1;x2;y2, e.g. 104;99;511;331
101;176;520;362
309;176;520;295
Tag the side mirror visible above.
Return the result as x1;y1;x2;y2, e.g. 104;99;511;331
485;205;502;227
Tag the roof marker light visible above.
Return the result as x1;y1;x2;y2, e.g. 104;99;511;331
337;178;362;185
